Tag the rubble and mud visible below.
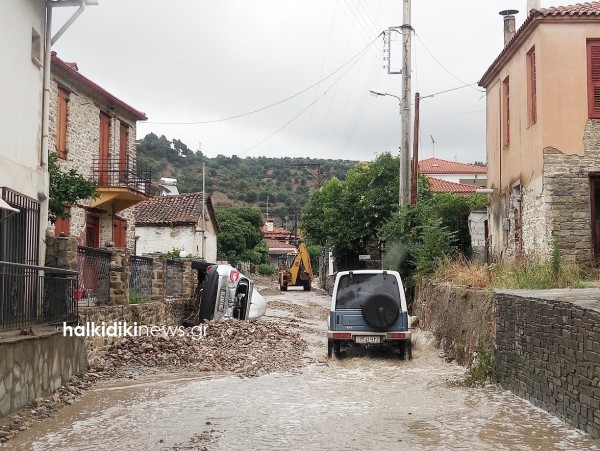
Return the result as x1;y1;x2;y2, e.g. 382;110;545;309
0;316;308;446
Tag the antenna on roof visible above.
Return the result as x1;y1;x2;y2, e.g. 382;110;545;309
430;135;435;158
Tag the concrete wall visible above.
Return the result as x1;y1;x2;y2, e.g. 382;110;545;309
0;332;87;418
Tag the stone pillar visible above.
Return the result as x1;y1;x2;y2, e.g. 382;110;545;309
148;253;166;302
109;248;130;305
182;259;195;300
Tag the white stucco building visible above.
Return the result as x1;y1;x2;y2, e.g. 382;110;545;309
134;193;220;262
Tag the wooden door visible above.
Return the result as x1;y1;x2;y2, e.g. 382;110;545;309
113;217;127;248
85;214;100;248
590;176;600;262
99;112;111;186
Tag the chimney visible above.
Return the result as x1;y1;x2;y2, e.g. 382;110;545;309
500;9;519;46
527;0;540;15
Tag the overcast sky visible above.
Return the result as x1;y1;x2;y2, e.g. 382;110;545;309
51;1;570;164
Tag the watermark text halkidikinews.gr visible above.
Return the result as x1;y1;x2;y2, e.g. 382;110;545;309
62;322;207;340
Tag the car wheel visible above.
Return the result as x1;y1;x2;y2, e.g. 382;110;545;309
333;341;342;358
280;284;287;291
303;282;311;291
361;293;400;329
327;339;333;358
407;340;413;360
199;267;219;322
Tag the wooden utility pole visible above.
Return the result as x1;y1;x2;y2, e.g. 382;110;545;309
400;0;412;207
411;92;420;205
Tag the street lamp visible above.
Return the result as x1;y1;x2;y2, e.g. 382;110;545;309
370;88;409;207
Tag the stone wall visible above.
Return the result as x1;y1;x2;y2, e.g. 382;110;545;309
543;146;598;265
415;280;600;438
414;281;495;366
0;333;87;418
45;235;79;270
495;292;600;437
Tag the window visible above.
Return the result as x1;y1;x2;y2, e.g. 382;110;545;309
119;122;129;178
31;28;41;67
98;113;111;186
527;47;537;126
85;214;100;248
587;40;600;119
502;76;510;148
56;88;69;159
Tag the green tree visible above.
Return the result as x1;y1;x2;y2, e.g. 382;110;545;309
48;153;97;223
215;207;266;264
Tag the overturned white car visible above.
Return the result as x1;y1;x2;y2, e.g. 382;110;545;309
192;262;266;322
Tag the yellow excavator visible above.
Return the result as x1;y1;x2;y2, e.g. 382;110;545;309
278;242;313;291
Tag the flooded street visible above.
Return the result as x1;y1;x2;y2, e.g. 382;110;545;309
9;286;600;450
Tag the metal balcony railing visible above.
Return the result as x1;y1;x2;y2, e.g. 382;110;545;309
0;261;79;330
92;155;152;195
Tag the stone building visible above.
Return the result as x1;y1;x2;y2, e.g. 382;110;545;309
134;193;220;262
478;2;600;265
47;52;151;251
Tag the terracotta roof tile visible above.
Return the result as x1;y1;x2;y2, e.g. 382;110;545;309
480;2;600;86
419;158;486;174
427;176;479;195
135;193;204;226
51;52;147;120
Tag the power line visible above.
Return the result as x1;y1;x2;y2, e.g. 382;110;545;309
146;33;383;126
238;34;378;156
414;31;484;93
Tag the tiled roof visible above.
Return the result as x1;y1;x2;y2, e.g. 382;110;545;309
266;239;297;253
419;158;486;175
135;193;204;226
427;177;479;195
51;52;147;120
480;2;600;86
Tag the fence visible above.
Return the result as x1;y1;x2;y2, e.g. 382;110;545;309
77;246;111;306
0;261;78;330
129;255;153;302
165;260;184;298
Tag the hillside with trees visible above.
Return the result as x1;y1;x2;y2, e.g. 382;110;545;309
136;133;358;228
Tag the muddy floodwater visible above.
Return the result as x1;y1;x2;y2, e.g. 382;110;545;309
9;288;600;451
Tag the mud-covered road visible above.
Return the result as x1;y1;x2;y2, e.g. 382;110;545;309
8;283;600;450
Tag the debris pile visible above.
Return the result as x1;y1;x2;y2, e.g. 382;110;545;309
90;319;308;378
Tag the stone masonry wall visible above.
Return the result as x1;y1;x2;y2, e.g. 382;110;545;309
496;293;600;437
521;176;551;258
543;148;595;265
414;280;495;366
0;333;87;418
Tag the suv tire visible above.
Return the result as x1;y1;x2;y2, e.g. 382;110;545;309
361;293;400;330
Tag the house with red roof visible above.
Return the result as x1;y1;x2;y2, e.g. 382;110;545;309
134;193;220;262
48;52;151;251
479;2;600;264
418;157;486;196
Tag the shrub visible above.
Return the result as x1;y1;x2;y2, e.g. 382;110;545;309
258;263;275;275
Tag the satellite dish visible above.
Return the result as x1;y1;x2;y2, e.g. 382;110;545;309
499;9;519;16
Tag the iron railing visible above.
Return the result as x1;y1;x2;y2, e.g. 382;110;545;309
165;260;184;298
77;246;111;306
129;255;153;302
0;187;40;266
91;155;152;195
0;261;78;330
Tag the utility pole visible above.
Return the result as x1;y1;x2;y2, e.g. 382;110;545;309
411;92;420;205
400;0;412;208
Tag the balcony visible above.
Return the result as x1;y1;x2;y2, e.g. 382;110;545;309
91;156;153;212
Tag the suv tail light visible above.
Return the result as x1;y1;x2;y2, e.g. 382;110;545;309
387;333;406;339
229;269;240;283
332;333;352;339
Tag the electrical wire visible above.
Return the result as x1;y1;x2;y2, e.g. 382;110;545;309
146;33;383;126
414;31;484;93
237;34;378;156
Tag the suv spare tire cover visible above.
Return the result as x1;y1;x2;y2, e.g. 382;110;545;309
361;293;399;329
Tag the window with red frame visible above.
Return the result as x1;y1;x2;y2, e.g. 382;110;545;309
588;40;600;119
527;47;537;126
56;87;69;159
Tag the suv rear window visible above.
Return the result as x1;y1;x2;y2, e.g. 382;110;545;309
334;272;400;309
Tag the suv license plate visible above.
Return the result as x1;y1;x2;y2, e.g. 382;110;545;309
355;336;382;344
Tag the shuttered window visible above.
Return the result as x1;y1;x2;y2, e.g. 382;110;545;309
527;47;537;126
56;88;69;159
588;40;600;119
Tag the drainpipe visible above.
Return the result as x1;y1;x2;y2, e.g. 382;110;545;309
40;0;98;265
